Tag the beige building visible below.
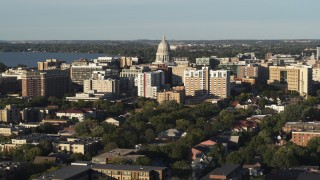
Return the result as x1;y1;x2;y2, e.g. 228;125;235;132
184;67;230;98
209;70;230;98
157;86;185;104
84;79;120;97
267;65;312;97
172;65;195;85
237;64;259;79
37;59;65;70
119;57;139;68
0;105;20;123
56;138;101;155
92;164;167;180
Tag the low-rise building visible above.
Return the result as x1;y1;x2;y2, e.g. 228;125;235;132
56;108;96;121
265;104;285;113
55;138;101;155
92;148;144;164
203;164;249;180
291;131;320;146
157;86;185;104
92;164;167;180
0;105;20;123
283;121;320;133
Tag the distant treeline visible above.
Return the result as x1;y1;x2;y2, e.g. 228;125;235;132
0;40;319;62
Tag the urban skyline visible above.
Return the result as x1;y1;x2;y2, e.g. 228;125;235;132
1;0;320;40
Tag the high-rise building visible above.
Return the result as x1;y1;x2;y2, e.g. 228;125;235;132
184;67;210;96
317;47;320;61
135;70;165;99
0;105;20;123
153;35;173;66
209;70;230;98
267;65;312;97
22;70;70;98
120;66;150;95
184;67;230;98
119;57;139;68
38;59;66;70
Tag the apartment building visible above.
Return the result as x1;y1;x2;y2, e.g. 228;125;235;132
56;138;101;155
135;70;165;99
291;131;320;146
267;65;312;97
184;67;230;98
21;70;70;98
283;121;320;133
157;86;185;104
0;76;20;94
237;64;259;79
92;164;167;180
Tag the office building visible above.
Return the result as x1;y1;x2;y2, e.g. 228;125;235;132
119;56;139;68
267;65;312;97
22;70;70;98
84;78;120;97
70;59;108;85
135;70;165;99
196;57;215;67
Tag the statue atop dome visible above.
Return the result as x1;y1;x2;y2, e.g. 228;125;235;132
153;35;174;66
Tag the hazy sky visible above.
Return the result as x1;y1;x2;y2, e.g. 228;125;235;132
1;0;319;40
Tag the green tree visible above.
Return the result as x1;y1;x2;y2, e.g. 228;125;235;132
134;157;151;166
0;62;7;72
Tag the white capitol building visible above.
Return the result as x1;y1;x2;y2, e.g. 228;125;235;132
153;35;174;66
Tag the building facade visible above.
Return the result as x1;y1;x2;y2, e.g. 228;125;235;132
135;71;165;99
37;59;66;70
292;131;320;146
153;35;173;66
267;65;312;97
22;70;70;98
157;86;185;104
0;105;20;123
184;67;230;98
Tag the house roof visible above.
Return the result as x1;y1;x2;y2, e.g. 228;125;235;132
34;156;57;164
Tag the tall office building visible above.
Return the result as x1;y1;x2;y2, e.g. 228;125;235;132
135;70;165;99
120;66;150;95
267;65;312;97
317;47;320;61
184;67;230;98
22;70;70;98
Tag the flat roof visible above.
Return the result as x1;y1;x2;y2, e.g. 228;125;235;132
37;165;90;179
92;164;166;172
210;164;241;176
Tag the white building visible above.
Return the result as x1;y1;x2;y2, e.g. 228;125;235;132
135;70;165;99
56;108;96;121
265;104;285;113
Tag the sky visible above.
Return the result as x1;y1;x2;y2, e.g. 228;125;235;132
0;0;320;40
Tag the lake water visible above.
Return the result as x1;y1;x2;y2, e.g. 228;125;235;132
0;52;105;67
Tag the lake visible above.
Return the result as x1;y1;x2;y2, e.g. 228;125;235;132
0;52;106;67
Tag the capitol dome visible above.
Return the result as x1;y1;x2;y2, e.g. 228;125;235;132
154;35;173;65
